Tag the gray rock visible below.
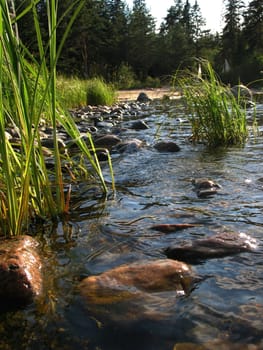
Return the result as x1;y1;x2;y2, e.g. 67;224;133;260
154;141;181;152
192;178;221;197
113;138;143;153
93;134;121;149
130;120;149;130
137;92;151;103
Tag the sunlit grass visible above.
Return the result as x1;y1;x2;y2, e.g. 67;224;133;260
56;76;117;108
56;76;88;108
0;0;114;236
174;59;248;147
86;78;116;106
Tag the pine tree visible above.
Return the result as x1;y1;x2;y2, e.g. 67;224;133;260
243;0;263;53
103;0;129;74
127;0;156;80
222;0;245;66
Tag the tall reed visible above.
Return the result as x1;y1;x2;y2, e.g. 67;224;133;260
174;60;248;147
0;0;113;236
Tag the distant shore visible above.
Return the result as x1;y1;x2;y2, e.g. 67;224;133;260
117;87;181;101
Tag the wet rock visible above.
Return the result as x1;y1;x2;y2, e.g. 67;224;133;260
137;92;151;103
113;138;143;153
0;235;42;305
150;223;197;233
154;141;181;152
79;259;195;321
192;178;221;198
231;84;252;101
93;134;121;149
130;120;149;130
230;84;255;107
41;137;67;154
174;340;260;350
164;231;257;264
96;150;109;161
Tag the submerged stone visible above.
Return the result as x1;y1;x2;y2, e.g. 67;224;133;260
192;178;221;198
164;231;257;264
154;141;181;152
93;134;121;149
0;235;42;305
113;138;143;153
79;259;195;322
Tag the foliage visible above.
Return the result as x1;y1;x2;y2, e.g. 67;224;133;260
12;0;263;85
86;78;116;106
127;0;157;80
0;0;112;236
174;60;248;147
113;62;138;89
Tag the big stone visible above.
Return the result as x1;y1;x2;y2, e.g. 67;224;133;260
0;235;42;305
79;259;195;322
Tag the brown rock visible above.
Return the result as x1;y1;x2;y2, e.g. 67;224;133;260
165;231;257;264
79;259;194;321
0;235;42;305
150;223;197;233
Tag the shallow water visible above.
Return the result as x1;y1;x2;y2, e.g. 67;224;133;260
1;100;263;350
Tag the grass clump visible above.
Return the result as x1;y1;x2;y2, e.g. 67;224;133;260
86;78;116;106
57;76;88;108
174;60;248;147
0;0;114;237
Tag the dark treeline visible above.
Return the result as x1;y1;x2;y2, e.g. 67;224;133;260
15;0;263;85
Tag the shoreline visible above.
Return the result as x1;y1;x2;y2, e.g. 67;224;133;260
117;87;181;101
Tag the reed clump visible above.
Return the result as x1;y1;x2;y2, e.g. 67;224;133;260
0;0;114;237
86;78;116;106
174;60;248;147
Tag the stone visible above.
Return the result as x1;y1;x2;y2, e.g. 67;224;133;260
164;231;257;264
136;92;151;103
230;84;255;107
79;259;195;321
192;178;221;198
231;84;252;101
0;235;42;305
113;138;143;153
192;178;221;190
150;223;197;233
93;134;121;149
130;120;149;130
154;141;181;152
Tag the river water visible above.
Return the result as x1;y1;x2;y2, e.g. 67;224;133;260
0;99;263;349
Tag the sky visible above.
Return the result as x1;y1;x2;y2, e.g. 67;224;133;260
126;0;249;33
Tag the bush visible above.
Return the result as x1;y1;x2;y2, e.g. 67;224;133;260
113;63;137;89
86;78;116;106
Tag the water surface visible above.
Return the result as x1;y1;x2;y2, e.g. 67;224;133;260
1;100;263;350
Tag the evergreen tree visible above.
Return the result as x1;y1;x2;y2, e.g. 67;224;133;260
58;0;111;77
103;0;129;75
243;0;263;53
191;0;206;44
222;0;245;66
127;0;156;79
159;0;205;73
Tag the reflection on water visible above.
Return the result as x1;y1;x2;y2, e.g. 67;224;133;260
0;100;263;350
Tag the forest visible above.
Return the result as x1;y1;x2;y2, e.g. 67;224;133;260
15;0;263;86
